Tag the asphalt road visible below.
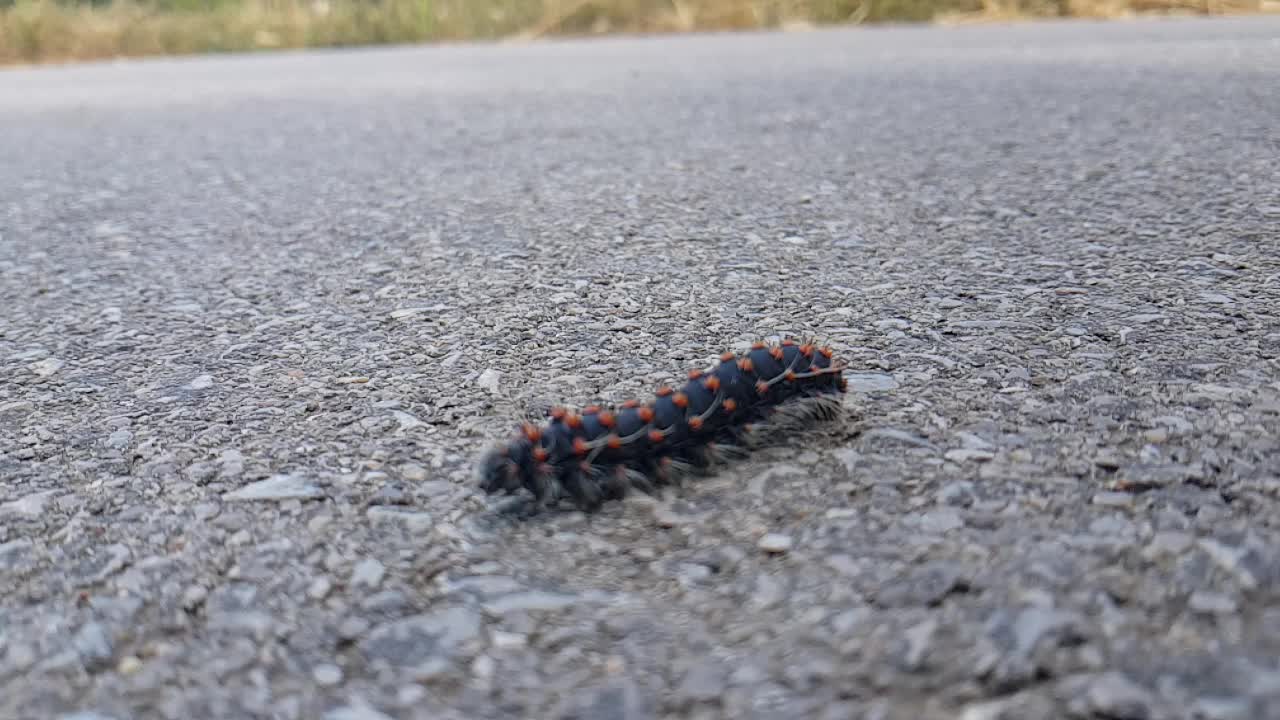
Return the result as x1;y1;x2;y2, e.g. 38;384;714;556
3;16;1280;720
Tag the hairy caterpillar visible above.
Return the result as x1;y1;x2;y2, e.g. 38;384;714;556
476;340;850;514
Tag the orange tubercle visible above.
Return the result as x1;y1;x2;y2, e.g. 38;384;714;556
637;407;655;423
800;344;814;357
770;347;784;361
522;423;541;442
598;411;616;428
573;437;589;455
723;399;737;412
655;386;673;397
621;399;640;409
532;447;549;462
785;370;797;382
607;434;622;449
549;407;567;420
720;351;736;362
703;376;721;392
819;346;834;359
688;416;704;430
755;380;769;395
582;405;600;414
566;414;582;429
647;429;664;444
672;392;688;408
688;368;703;380
751;341;766;350
738;358;754;373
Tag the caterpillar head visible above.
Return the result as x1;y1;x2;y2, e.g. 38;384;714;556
476;444;523;495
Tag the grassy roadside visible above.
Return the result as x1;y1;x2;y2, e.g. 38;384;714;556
2;0;1275;66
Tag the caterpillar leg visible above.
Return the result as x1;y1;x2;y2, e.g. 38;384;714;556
706;440;750;464
560;465;604;512
601;465;632;501
624;468;659;497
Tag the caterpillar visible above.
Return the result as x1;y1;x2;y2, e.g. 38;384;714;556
476;340;850;514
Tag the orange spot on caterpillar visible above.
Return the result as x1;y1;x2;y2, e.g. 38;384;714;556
770;347;784;361
723;399;737;412
755;381;769;395
720;351;736;362
522;423;541;442
785;370;797;382
598;411;616;428
800;344;814;357
672;392;688;408
573;438;589;455
655;386;673;397
621;399;640;409
738;358;754;373
688;416;704;430
566;414;582;429
648;430;664;444
637;407;654;422
582;405;600;414
687;368;703;380
819;346;834;359
751;341;766;350
607;434;622;449
532;447;549;462
549;407;567;420
781;339;796;347
703;376;721;392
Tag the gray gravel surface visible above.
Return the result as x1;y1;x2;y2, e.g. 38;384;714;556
3;16;1280;720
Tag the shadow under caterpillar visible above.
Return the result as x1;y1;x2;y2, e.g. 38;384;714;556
476;340;849;514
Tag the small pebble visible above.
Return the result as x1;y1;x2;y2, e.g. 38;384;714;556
476;368;501;395
1092;491;1134;508
945;448;995;463
471;655;495;679
1085;672;1156;719
349;561;384;590
677;661;728;705
1187;591;1238;615
1142;531;1194;559
29;357;65;377
399;463;428;482
757;533;793;554
1094;452;1123;470
182;585;208;610
307;576;333;600
919;508;965;533
188;374;214;390
492;631;528;649
337;617;371;642
313;663;344;686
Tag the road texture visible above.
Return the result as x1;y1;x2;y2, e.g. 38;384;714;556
3;16;1280;720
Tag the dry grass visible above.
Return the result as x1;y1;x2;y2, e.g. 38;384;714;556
1;0;1273;66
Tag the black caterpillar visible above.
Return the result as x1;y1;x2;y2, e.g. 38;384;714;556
477;340;849;514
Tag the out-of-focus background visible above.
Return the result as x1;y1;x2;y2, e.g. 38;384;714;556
2;0;1276;66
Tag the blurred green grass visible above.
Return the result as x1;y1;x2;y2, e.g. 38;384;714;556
1;0;1273;66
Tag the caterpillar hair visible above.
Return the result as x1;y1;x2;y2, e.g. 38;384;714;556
476;340;849;514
